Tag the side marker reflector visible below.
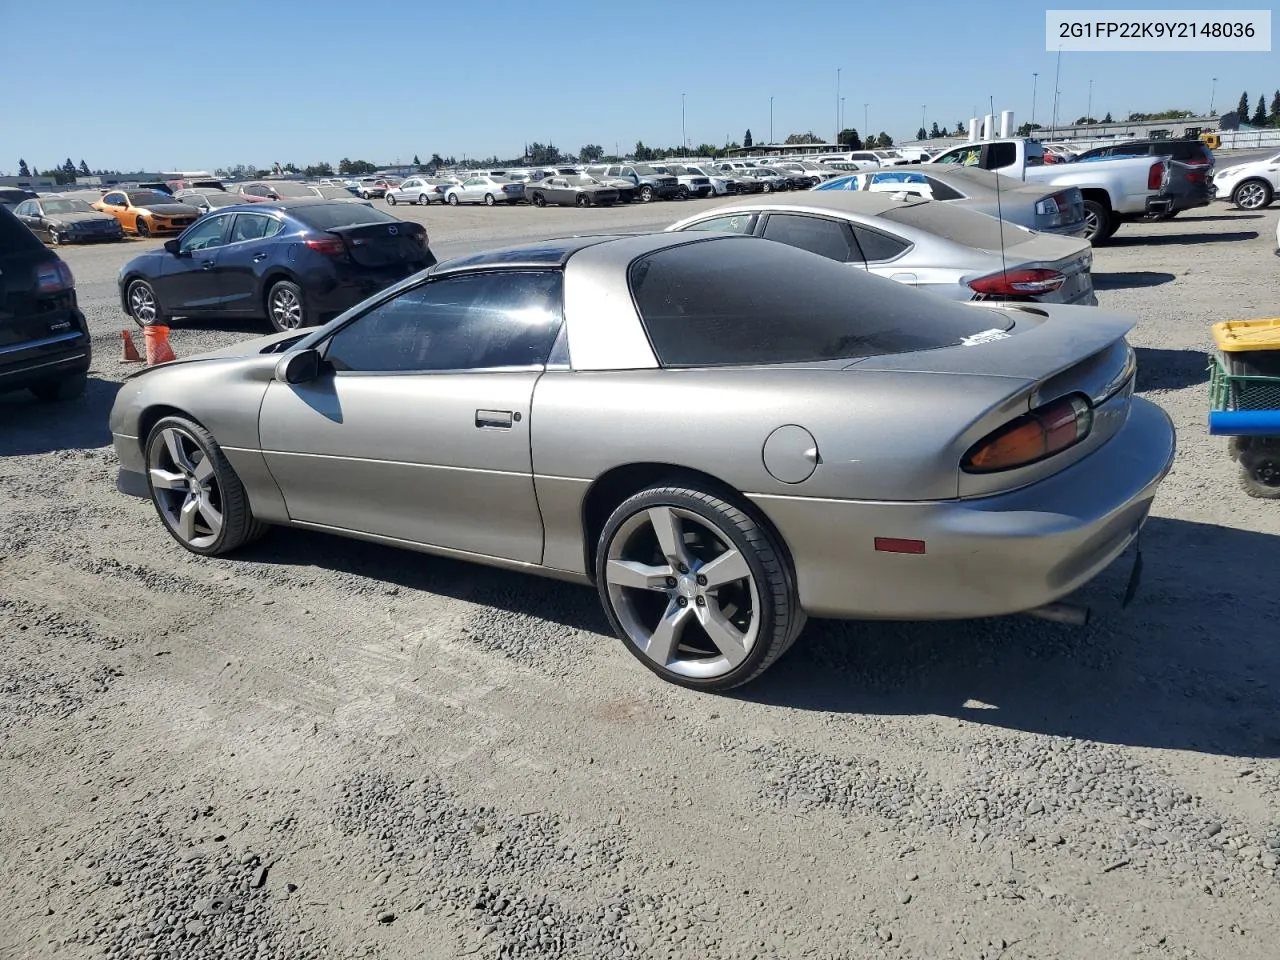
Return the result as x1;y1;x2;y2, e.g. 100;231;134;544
874;537;926;555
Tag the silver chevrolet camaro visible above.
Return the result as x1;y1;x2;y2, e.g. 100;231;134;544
109;233;1176;690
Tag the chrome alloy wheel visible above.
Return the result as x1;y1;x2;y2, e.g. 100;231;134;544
604;505;760;680
128;282;159;325
148;427;223;549
269;286;303;329
1234;180;1270;210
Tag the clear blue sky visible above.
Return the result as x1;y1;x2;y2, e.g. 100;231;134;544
3;0;1274;173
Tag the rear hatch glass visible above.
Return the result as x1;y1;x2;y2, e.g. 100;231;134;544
0;209;76;349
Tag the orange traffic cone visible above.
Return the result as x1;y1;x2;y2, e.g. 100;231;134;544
120;329;142;362
143;324;177;365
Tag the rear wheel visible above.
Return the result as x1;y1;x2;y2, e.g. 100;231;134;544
361;190;372;200
1082;199;1111;244
386;192;397;205
575;192;590;208
418;194;429;205
1239;448;1280;498
144;416;267;556
484;193;496;206
29;372;87;402
127;279;164;328
595;483;803;691
639;184;654;203
447;193;459;206
266;279;307;332
531;192;546;207
1232;179;1273;210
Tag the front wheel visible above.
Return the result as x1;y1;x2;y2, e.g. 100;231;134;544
595;483;803;691
127;279;164;328
135;218;151;238
1232;179;1273;210
639;185;654;203
361;191;372;200
47;228;62;246
531;192;546;207
144;416;267;556
418;194;429;206
266;279;307;332
677;185;689;200
575;193;590;208
1239;449;1280;498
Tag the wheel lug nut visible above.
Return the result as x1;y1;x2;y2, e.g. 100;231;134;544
695;596;705;607
677;596;688;608
696;574;707;586
677;564;688;574
665;577;677;588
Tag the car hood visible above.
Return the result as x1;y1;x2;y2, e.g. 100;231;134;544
139;203;200;216
124;330;305;379
50;211;119;225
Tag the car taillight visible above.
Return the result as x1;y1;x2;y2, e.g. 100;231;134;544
36;260;74;293
304;236;346;256
1186;170;1205;182
1147;161;1166;191
968;268;1066;297
963;394;1093;473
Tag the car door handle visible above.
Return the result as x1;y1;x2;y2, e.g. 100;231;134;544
475;409;515;429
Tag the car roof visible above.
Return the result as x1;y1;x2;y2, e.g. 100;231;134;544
432;235;632;274
705;191;934;217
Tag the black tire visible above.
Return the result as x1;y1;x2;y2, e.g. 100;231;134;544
135;218;150;238
361;191;372;200
418;194;429;206
447;193;459;206
677;185;689;200
126;278;165;328
575;193;590;208
29;372;87;402
595;482;803;691
1239;449;1280;498
144;415;267;556
531;192;546;207
1232;179;1273;211
484;193;496;206
1082;199;1111;244
639;184;654;203
265;279;308;333
386;193;397;205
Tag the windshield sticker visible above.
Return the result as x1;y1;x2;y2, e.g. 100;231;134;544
960;328;1013;346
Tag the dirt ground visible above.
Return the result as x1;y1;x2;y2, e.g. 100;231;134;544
1;194;1278;960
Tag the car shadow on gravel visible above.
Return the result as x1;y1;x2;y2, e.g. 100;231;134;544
1167;213;1264;223
0;376;119;456
1092;271;1176;290
165;316;271;336
1107;231;1259;247
1134;347;1210;391
736;516;1280;759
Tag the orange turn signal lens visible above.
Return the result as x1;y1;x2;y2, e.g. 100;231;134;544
963;394;1093;473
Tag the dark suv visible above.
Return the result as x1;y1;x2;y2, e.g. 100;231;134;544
1076;139;1214;219
1075;139;1214;168
0;206;91;401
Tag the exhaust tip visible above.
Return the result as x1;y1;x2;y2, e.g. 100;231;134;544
1024;602;1091;627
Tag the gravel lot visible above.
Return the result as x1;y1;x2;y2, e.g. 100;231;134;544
2;190;1279;960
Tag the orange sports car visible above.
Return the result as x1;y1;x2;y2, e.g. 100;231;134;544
93;188;201;237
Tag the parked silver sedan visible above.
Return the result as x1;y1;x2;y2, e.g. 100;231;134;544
108;233;1173;691
814;165;1088;237
667;193;1097;305
385;176;460;205
444;175;525;206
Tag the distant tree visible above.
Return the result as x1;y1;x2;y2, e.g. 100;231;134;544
1271;91;1280;127
929;121;942;139
30;166;39;177
916;126;927;140
1126;109;1194;122
1103;111;1113;123
429;153;444;169
17;158;29;177
743;129;753;148
1016;121;1043;137
1238;91;1250;120
302;162;334;177
338;158;376;175
864;134;879;149
77;159;90;176
61;158;76;177
413;154;421;166
694;142;720;158
526;142;562;165
633;140;654;161
875;131;894;147
783;132;820;145
837;128;862;149
578;144;604;163
1073;116;1099;125
1253;95;1267;126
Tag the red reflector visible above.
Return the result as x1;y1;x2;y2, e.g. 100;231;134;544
874;537;926;555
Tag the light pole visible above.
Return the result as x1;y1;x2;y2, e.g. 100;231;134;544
1210;77;1218;115
681;93;686;156
770;96;774;145
1051;46;1063;132
840;97;846;139
836;68;841;144
863;103;868;139
921;104;927;139
1031;72;1038;127
1087;78;1093;123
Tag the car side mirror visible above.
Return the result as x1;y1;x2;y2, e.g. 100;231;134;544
164;238;184;256
275;348;322;384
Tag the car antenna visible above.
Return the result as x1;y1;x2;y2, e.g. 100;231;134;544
990;95;1009;289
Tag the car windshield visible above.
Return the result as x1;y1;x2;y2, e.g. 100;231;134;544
630;164;660;176
128;191;173;206
267;182;317;198
630;237;997;367
202;193;242;206
313;186;353;199
289;203;398;230
42;199;94;214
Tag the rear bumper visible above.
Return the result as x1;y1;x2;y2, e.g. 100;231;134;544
749;397;1176;619
0;328;92;394
1148;188;1211;214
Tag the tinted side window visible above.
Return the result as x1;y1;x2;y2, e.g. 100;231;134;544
986;143;1016;168
629;237;996;367
761;214;855;262
680;213;758;234
229;213;277;243
849;225;910;262
326;271;565;374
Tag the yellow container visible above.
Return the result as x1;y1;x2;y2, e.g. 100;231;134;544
1211;319;1280;353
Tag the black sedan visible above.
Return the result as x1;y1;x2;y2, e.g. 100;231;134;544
12;196;125;244
117;201;436;333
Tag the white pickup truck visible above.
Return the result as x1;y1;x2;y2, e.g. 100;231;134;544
926;138;1177;243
